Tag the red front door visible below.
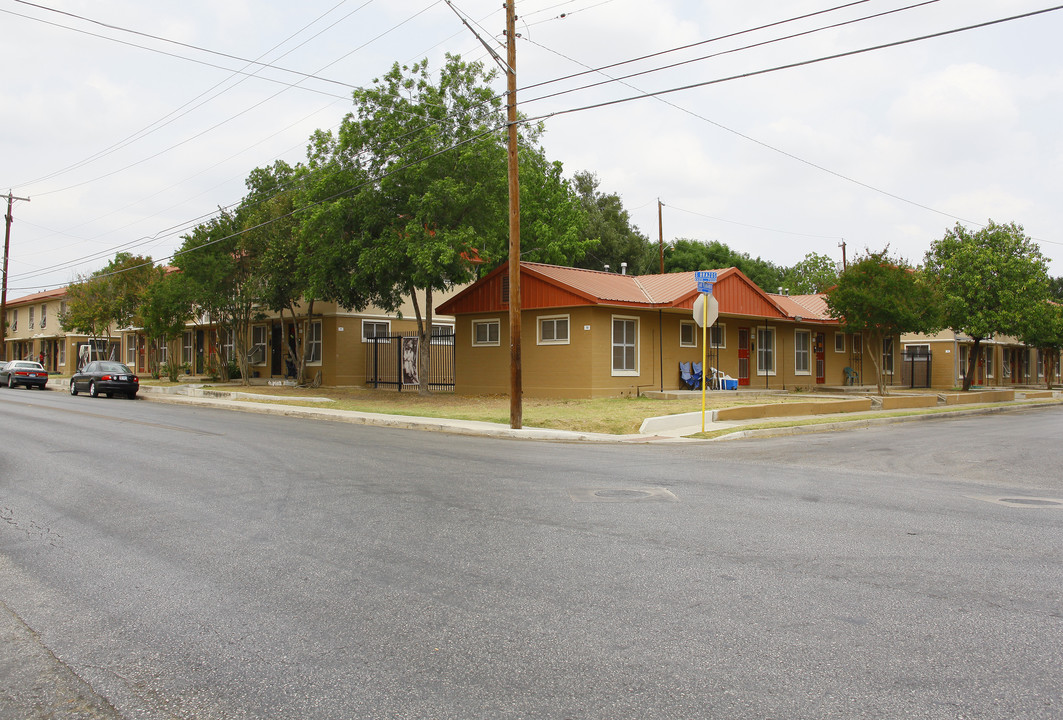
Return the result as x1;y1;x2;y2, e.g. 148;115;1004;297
815;333;826;384
738;328;750;386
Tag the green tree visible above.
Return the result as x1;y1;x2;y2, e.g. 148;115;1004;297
665;238;786;292
924;220;1050;391
825;249;941;395
571;171;656;274
61;252;156;357
175;211;259;384
307;55;589;393
783;252;839;294
140;269;193;380
1018;300;1063;389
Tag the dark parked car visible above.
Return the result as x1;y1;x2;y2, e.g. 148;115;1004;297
0;360;49;389
70;361;139;399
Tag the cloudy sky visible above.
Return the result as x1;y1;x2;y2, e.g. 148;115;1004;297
2;0;1061;298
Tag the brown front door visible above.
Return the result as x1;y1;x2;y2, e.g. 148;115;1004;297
815;333;826;384
738;328;750;386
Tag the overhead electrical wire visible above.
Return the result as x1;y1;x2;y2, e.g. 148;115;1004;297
13;3;1063;287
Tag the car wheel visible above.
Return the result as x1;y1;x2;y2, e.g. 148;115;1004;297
127;392;137;400
69;381;78;396
89;381;99;398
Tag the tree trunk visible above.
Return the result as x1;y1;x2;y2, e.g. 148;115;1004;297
410;287;433;396
866;331;885;396
962;337;982;392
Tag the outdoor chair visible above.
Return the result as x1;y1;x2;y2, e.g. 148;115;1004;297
692;362;703;388
679;361;697;390
844;366;859;385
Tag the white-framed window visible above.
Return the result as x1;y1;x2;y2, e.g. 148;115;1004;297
1037;349;1044;378
8;309;15;332
58;342;65;367
431;324;454;345
39;304;46;329
472;319;500;347
834;333;845;353
710;323;726;349
612;316;639;376
757;327;776;375
157;339;169;365
883;337;895;375
126;334;136;365
182;331;193;365
1002;351;1012;378
794;330;811;375
362;320;390;342
538;315;570;345
985;347;994;378
680;321;697;348
251;325;267;365
28;306;34;330
307;321;322;363
852;333;863;354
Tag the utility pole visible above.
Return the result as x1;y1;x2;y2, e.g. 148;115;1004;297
839;239;847;271
657;199;665;274
505;1;522;429
2;191;31;362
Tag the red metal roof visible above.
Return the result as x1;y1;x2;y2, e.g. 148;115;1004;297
438;262;819;323
6;287;68;306
770;293;833;322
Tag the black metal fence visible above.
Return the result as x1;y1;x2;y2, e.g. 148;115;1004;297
900;346;932;388
365;333;455;391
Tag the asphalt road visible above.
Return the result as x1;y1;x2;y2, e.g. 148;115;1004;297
1;387;1061;719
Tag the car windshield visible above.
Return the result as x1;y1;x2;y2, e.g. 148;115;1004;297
98;362;132;373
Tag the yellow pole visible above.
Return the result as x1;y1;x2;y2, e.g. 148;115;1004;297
701;292;708;433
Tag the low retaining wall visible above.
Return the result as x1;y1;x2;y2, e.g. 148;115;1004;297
1022;390;1056;400
880;395;938;410
714;398;872;421
940;389;1015;405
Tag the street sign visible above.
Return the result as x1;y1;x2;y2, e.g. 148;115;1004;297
694;270;718;282
697;280;714;294
692;293;719;327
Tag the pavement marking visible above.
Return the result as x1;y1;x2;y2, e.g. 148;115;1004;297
967;495;1063;509
567;487;679;503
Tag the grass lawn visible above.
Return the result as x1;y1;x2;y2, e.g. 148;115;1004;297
184;384;824;435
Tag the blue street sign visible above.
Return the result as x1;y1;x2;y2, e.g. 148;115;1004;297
697;280;714;294
694;270;718;282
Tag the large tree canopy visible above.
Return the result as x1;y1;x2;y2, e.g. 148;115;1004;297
571;171;656;275
924;220;1050;390
62;252;156;349
305;54;588;392
825;249;941;394
665;238;786;293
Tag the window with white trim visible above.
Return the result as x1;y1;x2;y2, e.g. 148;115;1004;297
307;321;322;363
757;327;775;375
985;347;994;378
221;329;234;361
834;333;845;353
472;319;500;346
251;325;267;365
157;339;168;365
538;315;570;345
679;321;697;348
182;331;193;365
612;316;639;375
794;330;811;375
883;337;895;375
58;342;65;367
852;333;863;354
362;320;390;342
28;307;34;330
710;323;726;349
39;304;46;329
7;309;15;332
126;334;136;365
431;324;454;345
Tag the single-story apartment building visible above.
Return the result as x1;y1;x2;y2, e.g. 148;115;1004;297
436;262;898;398
901;330;1058;389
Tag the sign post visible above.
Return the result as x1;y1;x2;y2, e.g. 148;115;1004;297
693;272;718;432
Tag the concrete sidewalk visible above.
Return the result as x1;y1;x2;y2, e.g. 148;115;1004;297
125;383;1063;444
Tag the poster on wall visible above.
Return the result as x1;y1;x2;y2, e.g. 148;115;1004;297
401;337;419;386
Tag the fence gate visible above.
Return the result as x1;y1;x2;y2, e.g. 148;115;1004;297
900;346;932;388
365;332;454;391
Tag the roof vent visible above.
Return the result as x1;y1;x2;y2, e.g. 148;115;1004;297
604;264;610;273
621;262;628;275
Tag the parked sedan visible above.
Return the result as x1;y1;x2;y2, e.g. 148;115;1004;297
0;361;49;389
70;361;139;399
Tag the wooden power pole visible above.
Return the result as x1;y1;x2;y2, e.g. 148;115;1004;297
505;1;522;429
658;199;665;274
2;191;31;361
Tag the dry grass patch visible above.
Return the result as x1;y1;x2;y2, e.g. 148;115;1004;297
208;385;824;435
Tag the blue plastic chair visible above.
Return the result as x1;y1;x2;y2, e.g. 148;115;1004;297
679;362;697;390
692;362;703;388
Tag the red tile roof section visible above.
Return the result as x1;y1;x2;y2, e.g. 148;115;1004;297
6;287;67;306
